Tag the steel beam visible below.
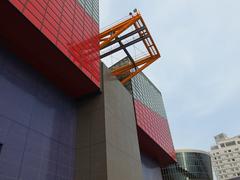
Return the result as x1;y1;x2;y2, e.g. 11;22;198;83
100;34;150;59
100;26;146;50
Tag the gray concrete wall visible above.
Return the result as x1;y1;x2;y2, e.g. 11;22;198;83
103;65;143;180
76;94;107;180
76;64;143;180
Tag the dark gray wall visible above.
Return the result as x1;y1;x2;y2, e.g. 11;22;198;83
103;65;143;180
76;64;143;180
0;44;143;180
0;46;77;180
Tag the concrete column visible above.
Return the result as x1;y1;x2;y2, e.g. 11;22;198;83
75;64;143;180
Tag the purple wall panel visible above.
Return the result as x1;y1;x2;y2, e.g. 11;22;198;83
0;45;77;180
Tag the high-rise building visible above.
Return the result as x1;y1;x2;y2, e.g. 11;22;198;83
162;149;214;180
211;133;240;180
0;2;176;180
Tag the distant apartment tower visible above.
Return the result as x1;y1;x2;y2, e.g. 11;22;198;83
162;149;213;180
211;133;240;180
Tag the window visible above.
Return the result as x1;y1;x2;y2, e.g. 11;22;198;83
228;150;232;152
0;143;2;153
226;141;236;146
220;143;225;147
232;159;235;161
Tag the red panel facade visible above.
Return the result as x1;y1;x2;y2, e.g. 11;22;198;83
131;73;176;166
134;100;176;162
9;0;100;86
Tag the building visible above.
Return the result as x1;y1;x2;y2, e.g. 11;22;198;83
130;72;176;179
0;1;176;180
229;177;240;180
211;133;240;180
111;57;176;179
162;149;214;180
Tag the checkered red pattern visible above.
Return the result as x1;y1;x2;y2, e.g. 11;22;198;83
9;0;100;86
134;99;176;160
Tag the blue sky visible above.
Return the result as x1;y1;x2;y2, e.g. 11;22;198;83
99;0;240;152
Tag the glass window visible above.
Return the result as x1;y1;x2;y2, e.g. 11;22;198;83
0;143;2;153
226;141;236;146
220;143;225;147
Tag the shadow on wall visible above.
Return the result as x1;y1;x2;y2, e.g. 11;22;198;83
0;44;77;179
141;153;163;180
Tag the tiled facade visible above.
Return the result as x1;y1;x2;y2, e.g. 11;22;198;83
0;46;77;180
131;73;176;162
9;0;100;86
0;1;177;179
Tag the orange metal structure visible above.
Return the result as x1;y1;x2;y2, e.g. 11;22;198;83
99;10;161;84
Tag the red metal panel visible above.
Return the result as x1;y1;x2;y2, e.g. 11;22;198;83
9;0;100;87
134;99;176;166
0;1;99;97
